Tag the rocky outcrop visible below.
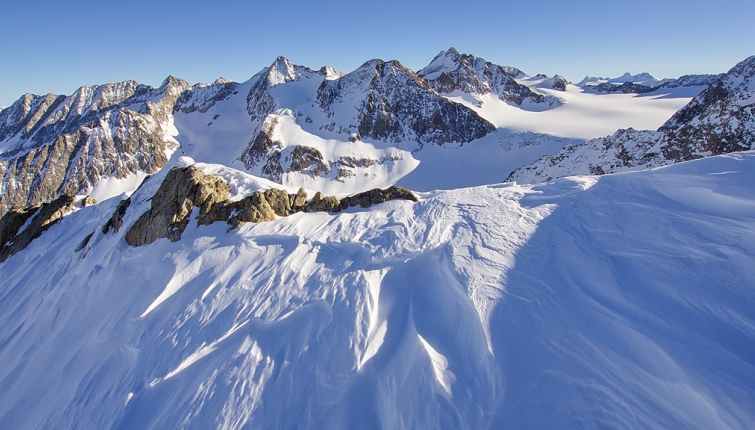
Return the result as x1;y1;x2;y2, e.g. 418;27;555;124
174;78;239;114
246;57;329;121
551;75;568;91
0;73;245;218
81;196;97;207
307;192;342;213
507;55;755;184
102;196;132;234
340;186;418;209
0;194;76;262
124;168;418;247
125;166;230;246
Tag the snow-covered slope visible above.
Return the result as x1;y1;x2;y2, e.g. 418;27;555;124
509;55;755;184
1;149;754;429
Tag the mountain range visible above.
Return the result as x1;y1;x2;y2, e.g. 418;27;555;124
1;49;754;429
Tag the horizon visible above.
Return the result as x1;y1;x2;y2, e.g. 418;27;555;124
1;0;754;106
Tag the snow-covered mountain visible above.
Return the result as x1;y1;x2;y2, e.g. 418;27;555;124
578;71;670;88
508;55;755;183
1;147;754;429
2;49;755;429
1;49;712;217
577;72;722;94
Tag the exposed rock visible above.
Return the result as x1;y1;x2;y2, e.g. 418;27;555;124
0;194;76;263
102;197;132;234
287;145;329;177
82;195;97;207
316;58;495;146
264;188;292;216
340;186;418;209
591;82;657;94
125;166;230;246
0;77;191;217
289;188;307;211
552;75;568;91
227;192;276;227
418;48;550;106
75;232;94;252
117;167;418;247
307;192;342;213
198;191;277;229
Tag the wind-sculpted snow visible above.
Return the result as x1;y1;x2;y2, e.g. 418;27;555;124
1;152;755;428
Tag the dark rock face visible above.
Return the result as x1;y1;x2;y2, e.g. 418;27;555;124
551;76;568;91
263;188;293;217
0;77;192;217
122;168;418;246
307;192;341;213
290;188;307;211
317;59;496;146
174;79;238;114
418;48;549;106
340;185;418;209
102;197;132;234
0;194;76;262
658;58;755;161
246;57;323;121
0;74;243;218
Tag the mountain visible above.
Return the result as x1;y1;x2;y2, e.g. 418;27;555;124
417;47;555;107
578;71;669;88
238;56;496;186
578;71;721;94
0;50;714;218
0;77;193;216
2;50;755;429
0;148;754;428
508;55;755;183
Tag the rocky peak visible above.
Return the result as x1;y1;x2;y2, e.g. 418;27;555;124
418;48;547;106
246;56;321;121
0;75;193;216
315;56;495;146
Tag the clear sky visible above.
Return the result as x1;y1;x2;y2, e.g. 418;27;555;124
1;0;753;107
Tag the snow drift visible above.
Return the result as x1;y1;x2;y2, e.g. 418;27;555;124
0;150;753;429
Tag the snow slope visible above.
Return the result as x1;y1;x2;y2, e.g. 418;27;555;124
1;151;754;429
444;77;702;139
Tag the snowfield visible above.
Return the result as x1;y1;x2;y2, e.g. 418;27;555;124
1;151;753;429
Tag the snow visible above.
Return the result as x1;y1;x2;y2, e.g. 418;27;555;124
1;151;754;428
578;71;669;88
441;77;702;139
87;170;149;203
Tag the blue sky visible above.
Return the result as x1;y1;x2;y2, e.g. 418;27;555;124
1;0;753;106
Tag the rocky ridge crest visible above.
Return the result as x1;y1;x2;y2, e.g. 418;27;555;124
115;166;417;247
